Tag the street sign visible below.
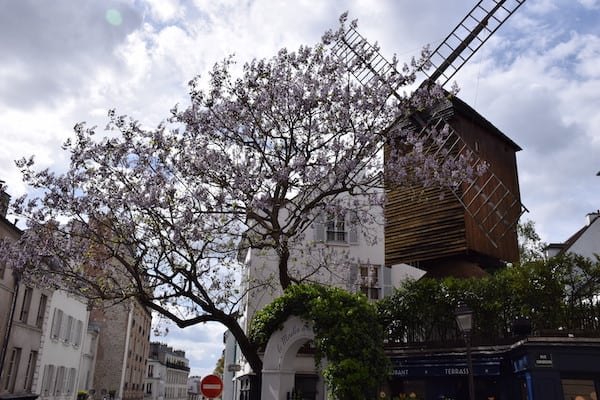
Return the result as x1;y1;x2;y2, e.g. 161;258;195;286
200;374;223;399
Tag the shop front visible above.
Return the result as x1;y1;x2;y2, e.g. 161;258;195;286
388;354;511;400
385;337;600;400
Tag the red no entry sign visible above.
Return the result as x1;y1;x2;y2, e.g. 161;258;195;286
200;374;223;398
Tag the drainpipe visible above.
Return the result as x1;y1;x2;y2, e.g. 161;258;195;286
0;273;20;379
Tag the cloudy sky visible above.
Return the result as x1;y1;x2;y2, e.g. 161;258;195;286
2;0;600;377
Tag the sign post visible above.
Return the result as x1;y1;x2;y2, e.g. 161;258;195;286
200;374;223;399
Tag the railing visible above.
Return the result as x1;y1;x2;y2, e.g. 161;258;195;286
165;361;190;372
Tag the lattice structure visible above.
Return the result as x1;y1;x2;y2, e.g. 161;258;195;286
415;116;526;247
331;26;404;101
425;0;526;86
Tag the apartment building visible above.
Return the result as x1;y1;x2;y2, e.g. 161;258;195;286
90;300;151;400
144;343;189;400
0;188;49;400
33;290;90;400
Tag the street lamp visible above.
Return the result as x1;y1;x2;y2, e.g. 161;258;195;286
455;301;475;400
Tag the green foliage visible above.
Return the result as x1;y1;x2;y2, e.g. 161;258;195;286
250;283;389;400
517;219;547;263
213;355;224;376
379;253;600;344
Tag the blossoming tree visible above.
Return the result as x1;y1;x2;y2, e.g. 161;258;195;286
0;15;470;376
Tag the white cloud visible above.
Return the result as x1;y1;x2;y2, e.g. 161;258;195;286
144;0;185;23
578;0;600;9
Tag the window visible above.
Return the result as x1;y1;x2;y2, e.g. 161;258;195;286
326;215;346;242
66;368;76;395
359;264;381;300
23;351;38;392
148;364;154;378
0;261;5;279
41;364;56;395
19;287;33;323
54;366;65;395
4;347;22;392
51;309;63;339
36;294;48;328
562;379;596;400
314;211;358;244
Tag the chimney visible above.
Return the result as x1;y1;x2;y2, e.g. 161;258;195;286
586;210;600;226
0;181;9;218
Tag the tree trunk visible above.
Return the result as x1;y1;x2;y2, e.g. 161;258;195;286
278;242;291;289
222;313;264;375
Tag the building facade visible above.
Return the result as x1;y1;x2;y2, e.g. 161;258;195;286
0;188;48;400
77;322;100;394
90;300;151;400
145;343;189;400
186;376;201;400
33;290;90;400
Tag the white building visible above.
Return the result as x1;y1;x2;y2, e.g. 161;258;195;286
223;197;426;400
33;290;90;400
546;211;600;259
144;357;165;400
145;343;189;400
186;376;201;400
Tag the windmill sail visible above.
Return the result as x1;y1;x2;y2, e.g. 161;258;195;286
332;1;528;252
426;0;526;87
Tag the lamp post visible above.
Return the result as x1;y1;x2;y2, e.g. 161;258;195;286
455;301;475;400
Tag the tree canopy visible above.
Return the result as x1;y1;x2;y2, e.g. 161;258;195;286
378;253;600;345
0;14;470;375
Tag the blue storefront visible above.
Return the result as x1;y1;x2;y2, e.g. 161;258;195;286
385;337;600;400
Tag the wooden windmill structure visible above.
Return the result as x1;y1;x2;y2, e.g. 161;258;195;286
333;0;528;277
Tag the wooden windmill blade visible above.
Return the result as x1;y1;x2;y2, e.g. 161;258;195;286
332;1;528;259
425;0;526;87
331;26;405;101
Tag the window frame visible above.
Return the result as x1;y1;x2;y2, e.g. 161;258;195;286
18;287;33;323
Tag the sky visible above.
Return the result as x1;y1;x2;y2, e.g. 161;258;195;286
1;0;600;378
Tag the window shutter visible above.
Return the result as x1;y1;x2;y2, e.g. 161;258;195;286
348;211;359;244
51;309;62;339
314;213;325;242
349;264;359;291
382;266;392;298
74;320;83;346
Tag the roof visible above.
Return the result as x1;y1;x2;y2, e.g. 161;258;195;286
450;95;522;152
549;213;600;256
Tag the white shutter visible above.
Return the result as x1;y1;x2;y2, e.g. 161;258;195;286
74;320;83;346
314;213;325;242
382;266;392;298
348;211;358;244
349;264;359;291
51;309;62;339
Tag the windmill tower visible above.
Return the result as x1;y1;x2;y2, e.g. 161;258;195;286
333;0;527;277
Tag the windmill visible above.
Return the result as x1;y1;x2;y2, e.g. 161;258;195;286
333;0;528;276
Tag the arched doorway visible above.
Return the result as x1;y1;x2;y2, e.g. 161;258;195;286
260;316;324;400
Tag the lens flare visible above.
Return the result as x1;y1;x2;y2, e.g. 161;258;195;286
105;9;122;26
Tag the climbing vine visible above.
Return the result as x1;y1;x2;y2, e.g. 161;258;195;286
250;283;389;400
